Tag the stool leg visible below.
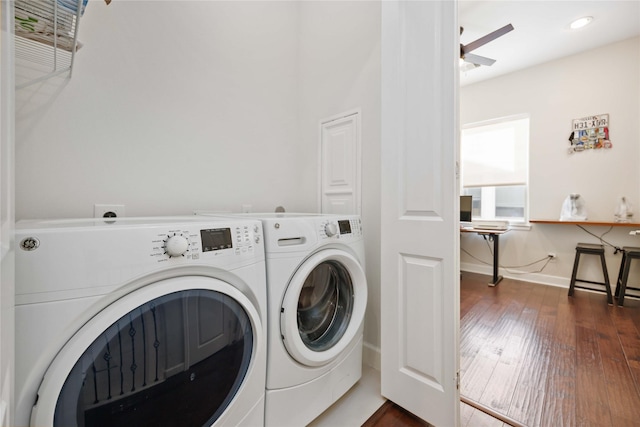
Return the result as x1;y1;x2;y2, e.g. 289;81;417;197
568;251;581;297
615;251;627;298
599;253;613;305
618;257;633;306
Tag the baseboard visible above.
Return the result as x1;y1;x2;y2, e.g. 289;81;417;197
460;262;569;289
362;341;380;371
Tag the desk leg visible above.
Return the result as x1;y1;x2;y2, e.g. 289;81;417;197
488;233;503;287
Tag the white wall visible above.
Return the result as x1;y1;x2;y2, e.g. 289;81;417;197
15;1;384;366
461;37;640;287
16;1;306;219
297;1;381;366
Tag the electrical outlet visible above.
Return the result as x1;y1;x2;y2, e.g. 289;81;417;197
94;204;125;218
548;252;557;259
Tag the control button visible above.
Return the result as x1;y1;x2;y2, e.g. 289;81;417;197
324;223;338;237
164;234;189;257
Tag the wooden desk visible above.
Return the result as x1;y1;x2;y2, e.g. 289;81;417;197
530;219;640;227
461;227;508;286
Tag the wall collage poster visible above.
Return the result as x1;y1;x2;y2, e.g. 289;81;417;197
568;113;611;153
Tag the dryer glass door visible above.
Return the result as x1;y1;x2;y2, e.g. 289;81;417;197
51;288;253;427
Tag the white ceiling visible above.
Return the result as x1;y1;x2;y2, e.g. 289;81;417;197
458;0;640;86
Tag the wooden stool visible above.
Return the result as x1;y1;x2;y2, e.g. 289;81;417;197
568;243;613;305
615;246;640;306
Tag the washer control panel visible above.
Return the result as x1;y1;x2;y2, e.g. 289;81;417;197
150;222;261;262
15;218;265;301
231;223;259;255
319;217;362;239
151;228;199;261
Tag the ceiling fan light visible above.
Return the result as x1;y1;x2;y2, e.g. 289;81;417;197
570;16;593;30
460;61;480;73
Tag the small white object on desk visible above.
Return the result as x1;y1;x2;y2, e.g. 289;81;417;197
560;193;588;221
615;196;634;223
630;230;640;235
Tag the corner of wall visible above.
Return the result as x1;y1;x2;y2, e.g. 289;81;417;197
363;341;381;371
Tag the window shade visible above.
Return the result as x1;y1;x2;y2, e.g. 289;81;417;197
461;117;529;188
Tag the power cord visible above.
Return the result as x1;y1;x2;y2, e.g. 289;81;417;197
461;238;555;275
576;225;622;253
463;224;624;277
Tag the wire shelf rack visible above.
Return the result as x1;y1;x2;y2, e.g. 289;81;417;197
14;0;85;89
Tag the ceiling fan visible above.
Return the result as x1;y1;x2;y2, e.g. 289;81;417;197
460;23;514;67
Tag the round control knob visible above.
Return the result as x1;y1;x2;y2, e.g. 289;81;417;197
324;223;338;237
164;234;189;257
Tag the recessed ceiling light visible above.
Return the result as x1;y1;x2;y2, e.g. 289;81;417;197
570;16;593;30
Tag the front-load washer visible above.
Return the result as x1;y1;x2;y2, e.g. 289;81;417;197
196;212;368;426
14;217;267;427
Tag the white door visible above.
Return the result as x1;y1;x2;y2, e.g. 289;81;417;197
380;1;459;426
319;111;361;215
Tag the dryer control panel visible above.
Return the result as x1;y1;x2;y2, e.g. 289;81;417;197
319;217;362;239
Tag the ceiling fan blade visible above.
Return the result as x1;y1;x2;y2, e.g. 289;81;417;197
463;53;496;66
462;23;514;54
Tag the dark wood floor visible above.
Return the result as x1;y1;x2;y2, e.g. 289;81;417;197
363;273;640;426
460;272;640;427
362;400;429;427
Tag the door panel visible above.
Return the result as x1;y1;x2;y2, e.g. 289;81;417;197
188;293;231;366
320;112;361;214
401;255;444;389
380;1;459;426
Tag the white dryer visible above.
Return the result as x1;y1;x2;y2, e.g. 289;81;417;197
14;217;267;427
198;213;368;426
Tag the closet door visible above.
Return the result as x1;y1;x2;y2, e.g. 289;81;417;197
380;1;459;426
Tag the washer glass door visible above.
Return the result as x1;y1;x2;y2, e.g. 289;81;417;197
281;249;367;367
298;260;354;351
43;279;255;427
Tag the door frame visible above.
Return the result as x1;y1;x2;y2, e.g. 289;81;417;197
0;1;16;425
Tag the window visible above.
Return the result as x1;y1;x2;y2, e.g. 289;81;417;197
461;116;529;224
